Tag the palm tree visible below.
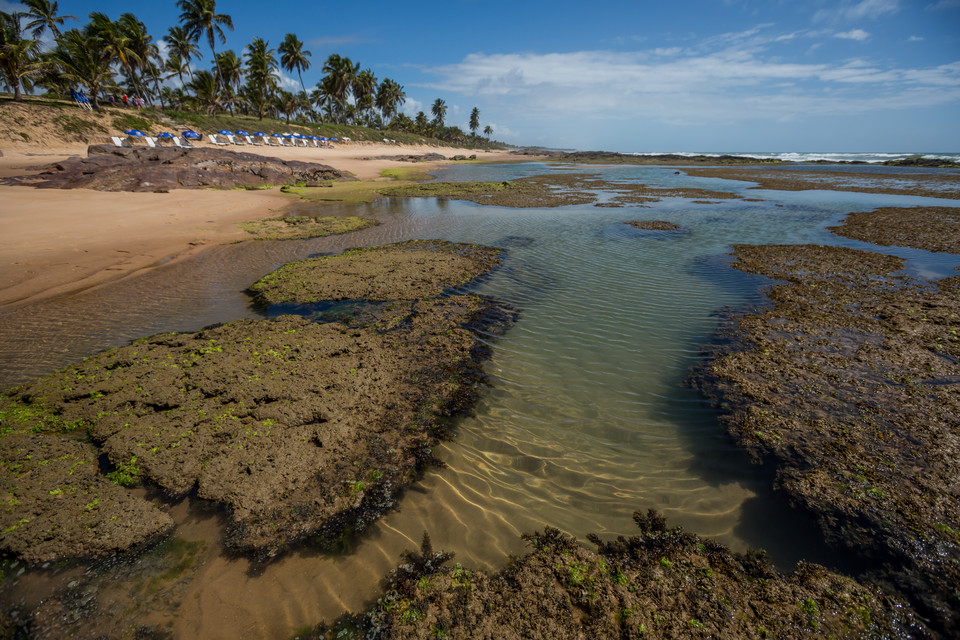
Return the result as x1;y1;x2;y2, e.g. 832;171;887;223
431;98;447;128
352;68;377;124
188;68;221;114
278;33;310;94
244;37;277;120
176;0;233;89
469;107;480;137
375;78;406;122
215;49;242;113
164;53;189;87
0;11;47;101
321;54;358;123
483;125;493;139
164;25;199;79
117;13;154;101
274;89;299;124
52;26;116;108
89;12;139;84
22;0;76;40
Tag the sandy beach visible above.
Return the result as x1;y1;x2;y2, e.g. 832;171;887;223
0;142;526;309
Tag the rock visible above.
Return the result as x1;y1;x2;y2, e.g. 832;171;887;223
0;145;352;192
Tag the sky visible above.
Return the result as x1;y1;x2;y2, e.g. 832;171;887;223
3;0;959;152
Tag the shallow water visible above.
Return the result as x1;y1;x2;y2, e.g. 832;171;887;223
2;164;959;638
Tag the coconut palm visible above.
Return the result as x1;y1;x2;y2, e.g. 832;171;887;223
469;107;480;137
215;49;242;113
278;33;310;94
244;37;277;120
321;54;358;123
431;98;447;128
52;26;116;108
89;12;139;82
117;13;154;101
483;125;493;139
188;68;221;114
176;0;233;89
375;78;406;122
274;89;300;124
352;68;377;124
0;11;47;101
164;25;199;79
22;0;76;40
164;53;189;87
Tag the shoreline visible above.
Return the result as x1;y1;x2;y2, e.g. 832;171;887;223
0;143;532;310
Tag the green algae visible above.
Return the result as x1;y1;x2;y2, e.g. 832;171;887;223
237;215;377;241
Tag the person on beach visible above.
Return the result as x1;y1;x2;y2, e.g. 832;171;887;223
122;94;129;107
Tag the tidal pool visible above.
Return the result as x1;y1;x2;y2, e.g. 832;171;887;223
2;163;958;638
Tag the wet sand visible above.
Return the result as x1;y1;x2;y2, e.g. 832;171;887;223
0;143;529;310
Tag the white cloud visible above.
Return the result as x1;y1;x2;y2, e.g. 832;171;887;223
835;29;871;41
424;37;960;128
815;0;900;22
908;35;925;41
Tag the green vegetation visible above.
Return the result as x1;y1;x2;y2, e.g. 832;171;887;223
0;4;503;148
236;214;376;240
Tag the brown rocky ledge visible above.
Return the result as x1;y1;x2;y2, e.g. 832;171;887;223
691;244;960;637
0;145;351;192
0;241;510;563
627;220;685;231
680;167;960;200
314;511;921;639
828;206;960;254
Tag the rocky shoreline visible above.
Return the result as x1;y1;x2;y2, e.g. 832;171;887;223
313;512;921;639
690;242;960;636
0;241;511;562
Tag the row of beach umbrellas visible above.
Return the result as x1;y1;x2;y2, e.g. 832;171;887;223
124;129;339;143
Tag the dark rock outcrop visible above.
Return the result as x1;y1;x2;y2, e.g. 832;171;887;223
0;144;351;192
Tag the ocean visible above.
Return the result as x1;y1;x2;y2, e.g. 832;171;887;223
627;151;960;164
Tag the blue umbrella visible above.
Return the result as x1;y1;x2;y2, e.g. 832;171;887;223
236;130;250;136
217;129;233;135
124;129;145;137
328;137;339;142
270;133;283;138
156;132;175;138
254;132;266;137
182;130;201;140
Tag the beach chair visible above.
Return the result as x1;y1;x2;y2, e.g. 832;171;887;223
111;136;130;148
280;137;295;147
225;134;243;145
265;136;281;147
173;137;194;149
296;137;309;147
208;134;229;146
144;137;158;148
245;135;263;146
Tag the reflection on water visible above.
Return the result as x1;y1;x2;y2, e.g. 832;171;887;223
2;164;959;638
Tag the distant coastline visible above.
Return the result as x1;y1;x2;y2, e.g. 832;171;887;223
538;149;960;167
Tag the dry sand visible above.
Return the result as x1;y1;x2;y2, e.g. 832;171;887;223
0;141;527;309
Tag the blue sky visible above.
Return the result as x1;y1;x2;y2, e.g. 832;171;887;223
4;0;959;151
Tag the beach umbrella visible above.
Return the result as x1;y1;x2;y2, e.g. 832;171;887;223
124;129;146;137
156;132;175;139
182;130;201;140
236;130;250;136
328;137;339;142
254;132;266;137
270;133;283;138
217;129;233;135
